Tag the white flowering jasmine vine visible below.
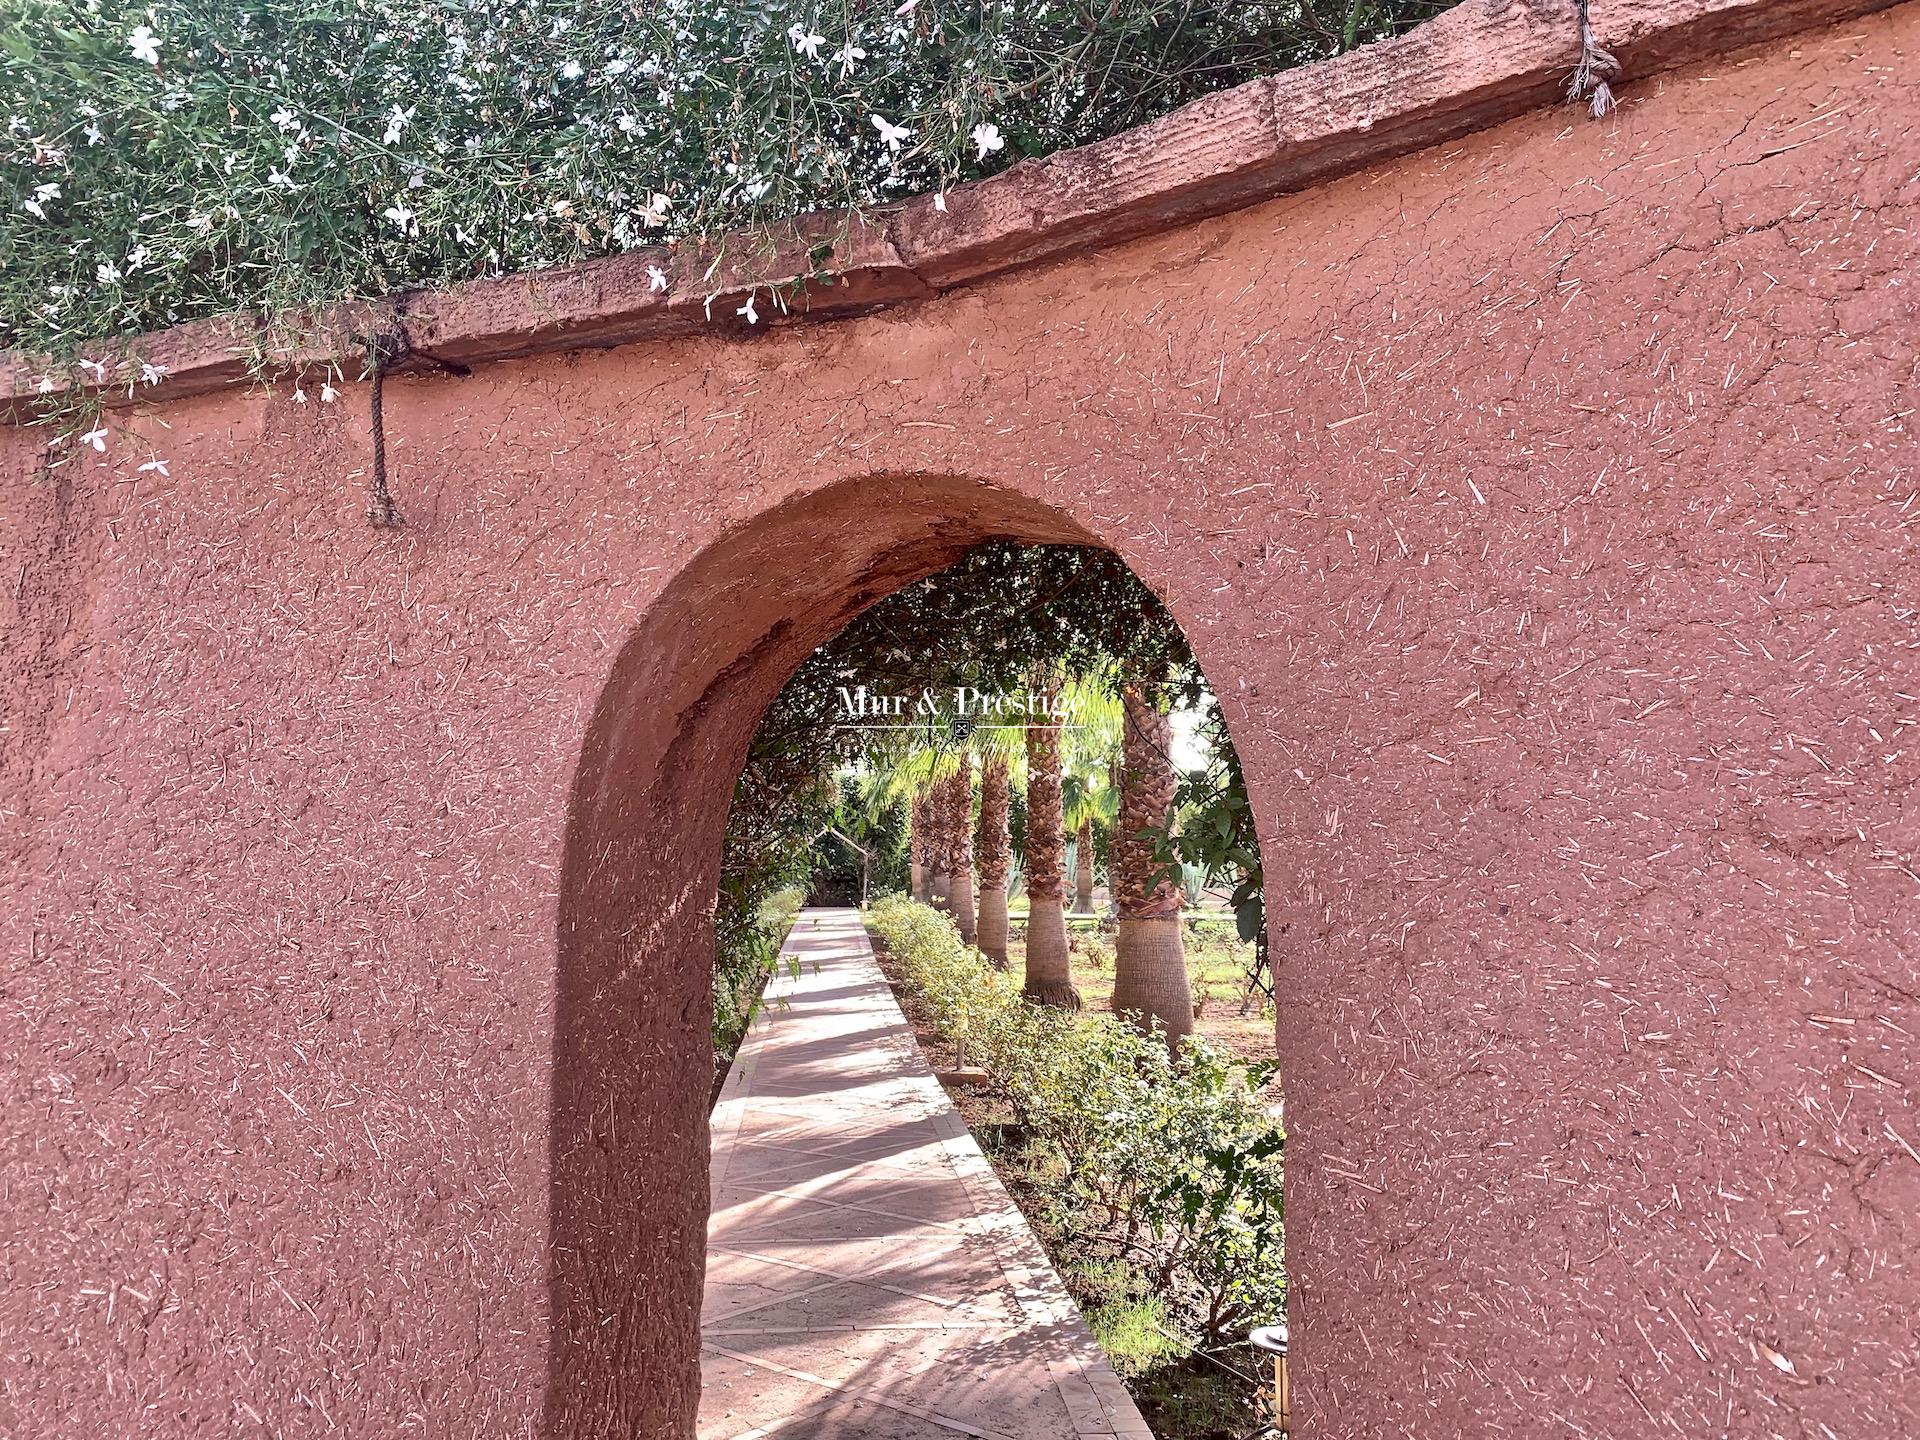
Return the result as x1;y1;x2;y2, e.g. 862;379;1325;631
870;113;911;152
1;0;1453;373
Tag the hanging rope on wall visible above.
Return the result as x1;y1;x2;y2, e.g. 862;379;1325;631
363;328;407;529
1567;0;1620;117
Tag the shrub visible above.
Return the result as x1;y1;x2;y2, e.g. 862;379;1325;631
867;896;1285;1347
1;0;1457;362
759;884;806;936
714;883;806;1063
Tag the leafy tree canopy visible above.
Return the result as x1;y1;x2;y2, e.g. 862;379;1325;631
2;0;1456;359
715;539;1281;1031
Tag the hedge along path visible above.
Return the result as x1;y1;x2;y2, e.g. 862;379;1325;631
703;908;1150;1440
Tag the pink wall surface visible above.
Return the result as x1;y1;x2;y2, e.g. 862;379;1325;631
3;6;1916;1436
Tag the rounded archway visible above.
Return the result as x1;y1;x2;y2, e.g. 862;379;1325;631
543;472;1269;1436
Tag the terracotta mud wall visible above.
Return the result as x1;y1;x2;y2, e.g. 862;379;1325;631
3;4;1917;1438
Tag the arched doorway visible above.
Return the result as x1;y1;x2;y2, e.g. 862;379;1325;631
543;472;1273;1436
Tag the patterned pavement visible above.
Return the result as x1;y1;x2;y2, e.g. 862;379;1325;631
702;908;1152;1440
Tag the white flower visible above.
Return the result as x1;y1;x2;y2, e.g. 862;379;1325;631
96;261;121;284
84;122;103;145
127;25;161;65
37;376;55;394
78;358;107;381
933;192;946;213
605;58;630;76
271;106;300;133
790;27;825;61
560;59;583;80
292;386;308;404
138;457;169;475
268;168;296;190
186;211;213;233
970;121;1004;161
81;426;109;451
383;105;414;144
23;198;44;219
737;294;759;324
139;361;168;385
646;264;668;293
320;381;338;403
383;200;418;235
639;191;670;226
832;42;866;76
125;244;150;271
615;112;640;134
870;113;912;152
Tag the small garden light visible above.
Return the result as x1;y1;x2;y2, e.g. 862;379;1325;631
1249;1323;1290;1437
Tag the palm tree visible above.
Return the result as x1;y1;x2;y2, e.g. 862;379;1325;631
1021;678;1080;1009
1060;684;1121;916
1061;762;1113;914
926;782;952;910
945;759;977;945
975;753;1013;968
1073;815;1097;912
909;788;932;902
1110;679;1193;1047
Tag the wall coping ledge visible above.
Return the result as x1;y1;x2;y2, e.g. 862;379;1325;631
0;0;1901;415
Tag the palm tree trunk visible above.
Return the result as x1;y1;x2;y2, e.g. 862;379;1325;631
975;755;1012;969
1111;681;1192;1047
910;789;931;903
926;778;951;911
946;761;976;946
1073;815;1096;913
1021;694;1080;1009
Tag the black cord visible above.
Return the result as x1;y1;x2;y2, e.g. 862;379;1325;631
364;330;405;529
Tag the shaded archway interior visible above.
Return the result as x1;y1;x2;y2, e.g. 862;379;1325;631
544;473;1112;1436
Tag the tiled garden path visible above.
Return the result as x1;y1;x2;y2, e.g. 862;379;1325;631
702;907;1152;1440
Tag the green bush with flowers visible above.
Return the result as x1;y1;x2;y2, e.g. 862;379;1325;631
2;0;1454;372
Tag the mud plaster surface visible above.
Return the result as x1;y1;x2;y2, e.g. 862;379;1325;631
3;8;1918;1439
